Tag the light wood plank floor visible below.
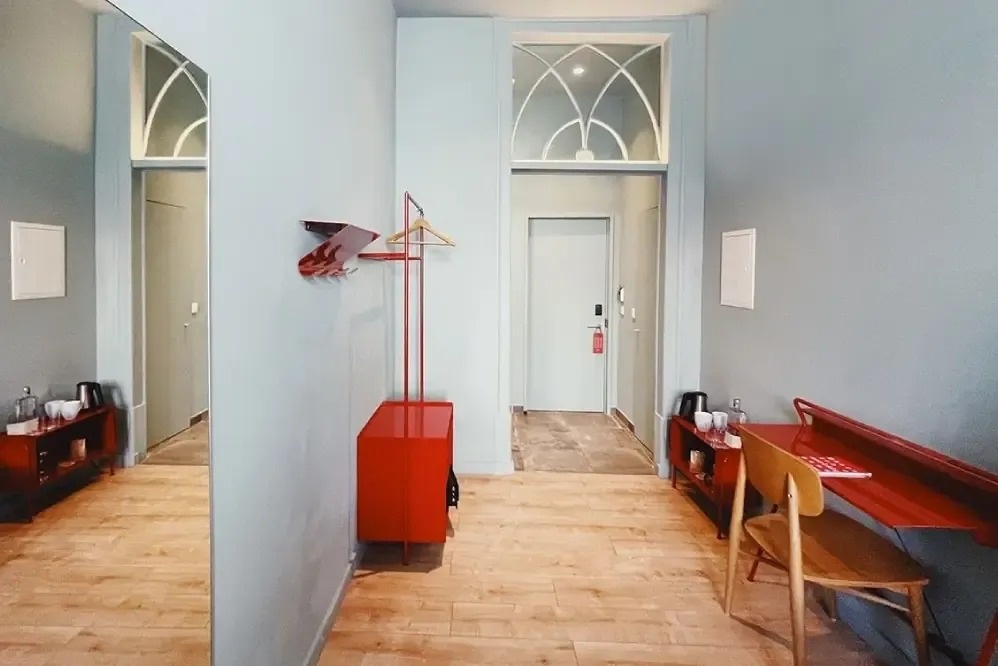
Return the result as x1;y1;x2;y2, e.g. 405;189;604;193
321;472;879;665
145;421;210;466
0;466;210;665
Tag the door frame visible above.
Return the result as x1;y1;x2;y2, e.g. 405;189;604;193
523;213;615;414
497;17;705;477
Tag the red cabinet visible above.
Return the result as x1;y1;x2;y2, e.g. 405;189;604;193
357;400;453;560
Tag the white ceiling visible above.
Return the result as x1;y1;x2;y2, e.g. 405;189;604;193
394;0;714;18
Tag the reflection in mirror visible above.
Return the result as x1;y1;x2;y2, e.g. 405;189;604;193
0;0;210;662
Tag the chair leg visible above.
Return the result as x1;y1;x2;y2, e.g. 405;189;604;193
788;557;807;664
747;547;764;582
723;454;748;615
908;585;930;666
976;610;998;666
723;515;742;615
826;588;838;621
786;477;807;666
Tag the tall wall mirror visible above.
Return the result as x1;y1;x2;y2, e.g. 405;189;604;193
0;0;211;661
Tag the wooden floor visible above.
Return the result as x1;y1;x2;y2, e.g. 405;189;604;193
513;412;654;474
321;472;878;665
0;466;210;665
145;421;209;466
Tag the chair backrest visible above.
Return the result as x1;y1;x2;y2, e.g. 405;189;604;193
740;430;825;516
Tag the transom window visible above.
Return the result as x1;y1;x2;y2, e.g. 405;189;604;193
132;35;209;161
513;42;665;164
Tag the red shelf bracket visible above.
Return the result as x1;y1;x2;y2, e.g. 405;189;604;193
298;220;380;277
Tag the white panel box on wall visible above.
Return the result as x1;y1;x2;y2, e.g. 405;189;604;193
10;222;66;300
720;228;756;309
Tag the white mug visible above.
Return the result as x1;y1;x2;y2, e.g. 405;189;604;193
712;411;729;431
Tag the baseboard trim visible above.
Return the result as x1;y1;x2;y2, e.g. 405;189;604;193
303;542;365;666
511;405;525;413
612;408;635;433
455;460;515;475
657;459;670;479
189;409;209;426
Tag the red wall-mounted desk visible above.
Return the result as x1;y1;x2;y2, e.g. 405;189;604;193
740;399;998;546
357;400;453;560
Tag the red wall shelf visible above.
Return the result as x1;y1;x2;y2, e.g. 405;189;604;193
298;220;380;277
357;252;421;261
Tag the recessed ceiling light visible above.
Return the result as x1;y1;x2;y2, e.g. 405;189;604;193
572;64;586;77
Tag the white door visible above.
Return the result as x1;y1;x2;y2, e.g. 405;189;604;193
146;198;193;446
527;217;609;412
144;171;208;448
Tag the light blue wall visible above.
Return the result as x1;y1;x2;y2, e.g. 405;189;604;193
395;17;510;473
0;0;96;415
105;0;397;663
701;1;998;663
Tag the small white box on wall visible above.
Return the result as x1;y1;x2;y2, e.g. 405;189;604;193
720;228;756;309
10;221;66;301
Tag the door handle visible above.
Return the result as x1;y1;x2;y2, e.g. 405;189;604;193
587;325;602;330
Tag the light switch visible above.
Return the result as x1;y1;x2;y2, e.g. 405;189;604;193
191;302;199;316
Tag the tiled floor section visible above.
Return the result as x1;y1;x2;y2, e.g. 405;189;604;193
0;466;210;664
321;472;878;665
513;411;654;474
145;421;209;466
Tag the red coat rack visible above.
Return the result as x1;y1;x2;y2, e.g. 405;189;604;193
356;192;456;564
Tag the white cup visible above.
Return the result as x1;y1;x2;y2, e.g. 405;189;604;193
693;411;713;432
712;411;729;431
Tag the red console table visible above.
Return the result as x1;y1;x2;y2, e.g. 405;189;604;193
668;417;742;538
357;400;453;562
0;406;116;520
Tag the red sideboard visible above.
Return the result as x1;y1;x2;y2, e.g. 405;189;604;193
357;400;453;563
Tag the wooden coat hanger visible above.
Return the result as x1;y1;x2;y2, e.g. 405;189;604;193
386;217;456;247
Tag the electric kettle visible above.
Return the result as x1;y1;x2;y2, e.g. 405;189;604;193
76;382;105;410
677;391;708;421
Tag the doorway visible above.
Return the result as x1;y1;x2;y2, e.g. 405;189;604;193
526;216;609;412
142;170;209;465
615;201;660;453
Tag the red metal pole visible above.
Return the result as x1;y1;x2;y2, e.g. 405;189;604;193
419;224;425;403
403;193;410;404
402;192;410;565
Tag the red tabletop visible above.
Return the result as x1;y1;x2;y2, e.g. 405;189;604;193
360;400;453;440
741;421;998;545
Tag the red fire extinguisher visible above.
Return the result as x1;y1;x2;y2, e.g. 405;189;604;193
592;327;604;354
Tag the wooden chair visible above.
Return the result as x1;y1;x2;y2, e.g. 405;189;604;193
723;430;931;665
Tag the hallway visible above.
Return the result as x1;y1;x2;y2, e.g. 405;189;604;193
320;472;876;664
513;412;654;474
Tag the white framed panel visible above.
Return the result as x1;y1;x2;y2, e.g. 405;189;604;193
10;222;66;300
720;228;756;309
